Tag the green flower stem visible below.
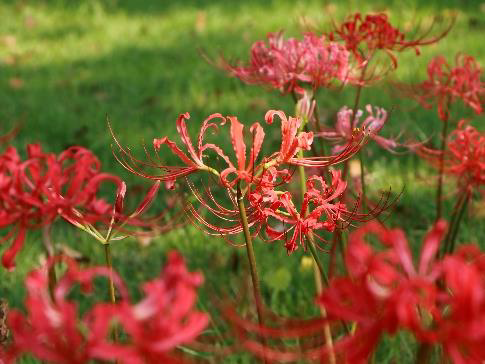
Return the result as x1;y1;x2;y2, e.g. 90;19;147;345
297;151;335;364
104;242;119;343
236;183;265;328
436;114;449;222
446;189;471;255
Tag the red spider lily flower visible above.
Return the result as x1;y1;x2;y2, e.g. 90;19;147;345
265;109;365;168
222;221;484;364
0;144;121;270
5;257;129;364
262;170;393;255
317;104;404;153
418;120;484;192
218;31;350;94
6;252;208;364
329;12;453;69
110;112;230;187
265;110;313;164
316;220;447;362
113;251;209;363
436;246;485;363
412;54;484;120
263;171;347;254
219;116;265;187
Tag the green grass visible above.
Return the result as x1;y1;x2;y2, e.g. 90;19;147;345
0;0;484;363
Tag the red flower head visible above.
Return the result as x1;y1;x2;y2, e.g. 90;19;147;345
415;54;484;120
219;116;265;187
111;112;230;189
329;12;453;70
6;252;208;364
446;121;485;189
0;145;121;270
114;251;209;363
317;220;447;362
5;257;128;363
437;246;485;363
418;120;484;192
260;170;393;255
218;31;350;94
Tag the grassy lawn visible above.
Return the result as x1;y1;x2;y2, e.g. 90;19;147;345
0;0;484;362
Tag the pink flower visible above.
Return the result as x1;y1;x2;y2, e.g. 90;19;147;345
317;104;401;153
219;31;350;94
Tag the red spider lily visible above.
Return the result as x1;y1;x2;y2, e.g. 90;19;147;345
5;257;128;364
218;31;350;94
418;120;484;192
412;54;484;120
265;110;365;167
0;145;121;270
329;12;453;69
112;251;209;363
219;116;265;187
5;252;208;364
222;221;448;363
111;112;230;187
264;110;313;164
262;170;395;255
316;104;404;154
62;178;180;246
112;110;364;191
437;245;485;363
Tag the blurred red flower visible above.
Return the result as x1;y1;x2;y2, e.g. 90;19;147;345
0;145;120;270
5;251;208;363
414;54;484;120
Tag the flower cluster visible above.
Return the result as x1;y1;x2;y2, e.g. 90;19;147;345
111;109;391;255
3;251;208;364
0;144;121;270
112;109;365;190
219;31;350;94
414;54;484;120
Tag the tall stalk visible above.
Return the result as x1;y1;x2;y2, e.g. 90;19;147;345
436;116;449;222
297;152;335;364
104;242;119;343
444;189;471;255
236;183;265;329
